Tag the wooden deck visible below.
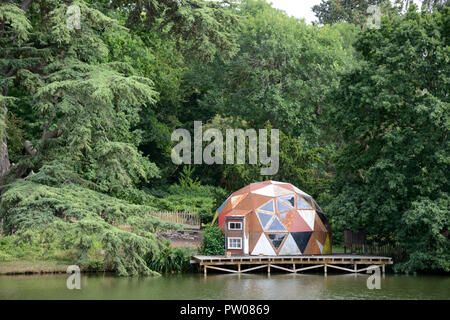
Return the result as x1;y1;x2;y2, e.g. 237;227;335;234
191;254;393;275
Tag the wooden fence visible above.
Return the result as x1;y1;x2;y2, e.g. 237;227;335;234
148;211;201;228
343;228;407;261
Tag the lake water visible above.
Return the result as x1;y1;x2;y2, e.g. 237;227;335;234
0;272;449;300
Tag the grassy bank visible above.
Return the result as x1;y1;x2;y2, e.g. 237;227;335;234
0;260;69;275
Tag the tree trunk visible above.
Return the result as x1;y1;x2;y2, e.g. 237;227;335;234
0;107;10;183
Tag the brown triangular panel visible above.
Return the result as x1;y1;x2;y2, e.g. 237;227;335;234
314;214;327;232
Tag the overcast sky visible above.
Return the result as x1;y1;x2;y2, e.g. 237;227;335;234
268;0;322;24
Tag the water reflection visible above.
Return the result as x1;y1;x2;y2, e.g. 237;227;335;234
0;273;448;300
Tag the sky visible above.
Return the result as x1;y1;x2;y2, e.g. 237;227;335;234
268;0;323;24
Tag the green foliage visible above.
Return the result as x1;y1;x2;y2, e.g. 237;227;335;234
6;112;25;163
0;0;448;276
0;180;184;276
192;1;355;141
146;242;195;273
312;0;389;25
395;195;449;272
200;225;225;255
324;6;449;272
114;0;241;62
178;165;201;188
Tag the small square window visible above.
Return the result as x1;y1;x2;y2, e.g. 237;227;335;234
228;221;242;230
228;237;242;249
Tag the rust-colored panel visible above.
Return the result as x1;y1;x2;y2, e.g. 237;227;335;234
314;214;327;232
249;182;270;192
248;211;263;233
221;199;233;215
232;185;250;196
233;194;257;211
279;210;296;230
226;209;251;216
249;231;261;253
230;193;248;208
289;212;313;232
303;232;320;255
315;231;327;247
252;195;274;210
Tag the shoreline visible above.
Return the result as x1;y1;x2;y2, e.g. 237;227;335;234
0;261;70;275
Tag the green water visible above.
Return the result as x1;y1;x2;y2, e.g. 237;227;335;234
0;273;449;300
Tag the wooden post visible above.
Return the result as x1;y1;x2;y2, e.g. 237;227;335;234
267;264;271;274
238;264;241;273
354;264;357;273
382;264;385;274
324;264;327;275
204;265;207;276
293;264;296;273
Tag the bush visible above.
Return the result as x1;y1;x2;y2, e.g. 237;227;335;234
146;242;195;273
0;180;182;276
200;225;225;255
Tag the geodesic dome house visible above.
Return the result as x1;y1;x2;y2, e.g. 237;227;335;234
212;181;332;256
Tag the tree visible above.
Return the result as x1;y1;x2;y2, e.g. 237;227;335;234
312;0;450;26
0;1;161;192
0;2;34;181
191;0;355;143
312;0;388;25
324;5;449;272
109;0;240;62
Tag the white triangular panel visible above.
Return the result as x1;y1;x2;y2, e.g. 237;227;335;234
298;210;315;230
316;240;324;254
252;185;293;197
251;185;275;197
293;185;310;197
251;233;276;256
279;233;301;255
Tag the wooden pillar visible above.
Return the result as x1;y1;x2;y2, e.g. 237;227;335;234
293;264;296;273
204;265;207;276
354;264;357;273
324;264;327;275
238;264;241;273
267;264;271;274
382;264;385;274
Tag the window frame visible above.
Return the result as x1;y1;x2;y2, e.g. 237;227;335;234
227;237;242;249
228;221;243;230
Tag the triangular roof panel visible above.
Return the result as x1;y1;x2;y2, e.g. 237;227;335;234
279;233;301;255
267;216;286;231
298;210;315;230
251;233;276;255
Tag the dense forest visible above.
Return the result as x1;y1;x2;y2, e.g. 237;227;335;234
0;0;448;275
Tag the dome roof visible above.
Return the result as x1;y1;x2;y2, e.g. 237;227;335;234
215;181;332;255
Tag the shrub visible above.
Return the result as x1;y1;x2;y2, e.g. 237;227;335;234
146;242;195;273
200;225;225;255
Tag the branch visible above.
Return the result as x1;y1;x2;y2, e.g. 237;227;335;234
42;128;60;140
20;0;34;12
